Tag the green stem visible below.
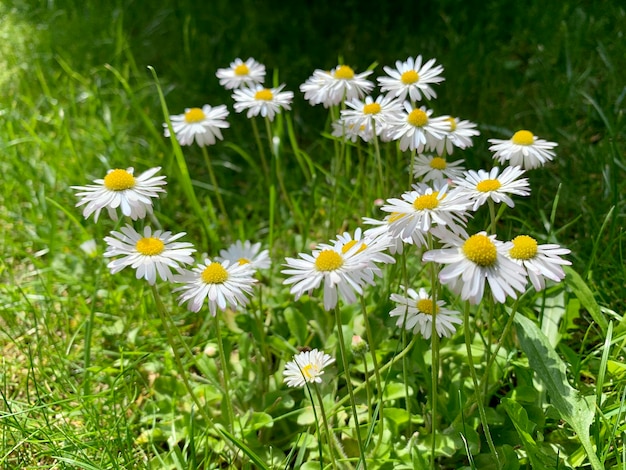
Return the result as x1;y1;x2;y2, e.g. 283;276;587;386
371;123;384;197
464;301;501;468
250;117;270;182
200;145;228;223
480;299;520;388
487;198;497;235
313;384;339;470
429;237;440;467
214;312;236;433
334;306;368;470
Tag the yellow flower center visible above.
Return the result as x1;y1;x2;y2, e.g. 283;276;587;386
463;234;498;267
401;70;419;84
407;108;428;127
511;130;535;145
201;263;229;284
234;63;249;76
334;65;355;80
254;89;274;101
135;237;165;256
238;258;251;265
429;157;447;170
446;117;457;132
413;192;440;210
341;240;367;254
388;212;405;223
301;363;318;379
509;235;538;260
315;250;344;272
103;169;136;191
184;107;206;123
417;298;438;315
363;103;381;115
476;179;502;192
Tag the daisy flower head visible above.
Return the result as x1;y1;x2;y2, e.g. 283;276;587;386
329;227;396;278
282;243;373;311
103;225;195;285
388;103;450;153
331;118;374;143
412;154;466;184
72;167;166;222
489;130;558;170
324;64;375;106
506;235;571;291
389;287;462;339
174;258;257;315
283;349;335;388
232;84;294;121
217;240;271;272
163;104;229;147
454;166;530;211
362;215;410;255
340;95;403;137
216;57;266;90
377;55;445;102
423;231;527;304
300;69;335;108
381;182;471;241
434;116;480;155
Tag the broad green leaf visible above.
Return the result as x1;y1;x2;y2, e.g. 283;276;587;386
564;266;608;333
515;314;602;470
502;398;552;470
284;306;309;346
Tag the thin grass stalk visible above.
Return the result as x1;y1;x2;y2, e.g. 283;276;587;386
200;145;228;223
480;299;520;388
214;312;236;434
250;117;270;182
334;306;368;470
313;385;339;470
429;235;440;467
370;123;384;197
463;301;501;468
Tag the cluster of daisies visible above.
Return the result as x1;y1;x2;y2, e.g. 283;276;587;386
72;55;571;390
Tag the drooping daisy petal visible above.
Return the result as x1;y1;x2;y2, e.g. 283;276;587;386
412;154;466;184
217;240;271;271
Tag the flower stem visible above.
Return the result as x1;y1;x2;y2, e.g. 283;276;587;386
200;145;228;223
464;301;501;468
250;117;270;182
334;306;368;470
430;238;440;467
313;384;339;470
214;312;236;433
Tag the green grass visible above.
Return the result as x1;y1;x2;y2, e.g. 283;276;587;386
1;0;625;468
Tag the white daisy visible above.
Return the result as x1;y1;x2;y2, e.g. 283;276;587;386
300;69;335;108
217;240;271;271
232;84;294;121
72;167;166;222
423;231;527;304
283;349;335;388
388;103;450;153
216;57;266;90
381;182;471;241
454;166;530;211
377;55;445;102
163;104;229;147
328;227;395;278
103;225;195;285
340;94;402;137
331;118;374;143
389;287;462;339
434;117;480;155
412;154;466;184
174;258;257;315
489;130;558;170
362;215;411;255
506;235;571;291
282;243;374;311
323;65;375;106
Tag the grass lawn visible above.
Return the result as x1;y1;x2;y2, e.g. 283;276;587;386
1;0;625;468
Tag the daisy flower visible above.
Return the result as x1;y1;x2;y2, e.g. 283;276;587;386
388;103;450;153
433;117;480;155
300;69;335;108
174;259;257;315
328;227;395;278
506;235;571;291
323;64;375;106
217;240;271;271
282;243;374;311
232;84;294;121
216;57;266;90
163;104;229;147
423;231;527;304
377;55;445;102
103;225;195;285
331;118;374;143
283;349;335;388
389;287;462;339
72;167;166;222
381;182;471;241
412;154;466;184
454;166;530;211
489;130;558;170
362;215;411;255
340;95;402;136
